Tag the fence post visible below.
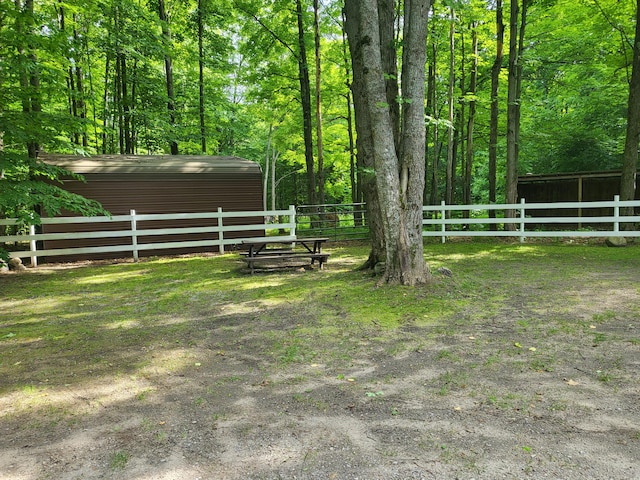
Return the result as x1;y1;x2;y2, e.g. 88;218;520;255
520;198;526;243
289;205;296;238
613;195;620;233
218;207;225;254
29;224;38;267
440;201;446;243
130;209;139;262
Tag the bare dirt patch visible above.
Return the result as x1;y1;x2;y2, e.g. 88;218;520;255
1;245;639;479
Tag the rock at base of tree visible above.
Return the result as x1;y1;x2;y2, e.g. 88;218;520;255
8;257;27;271
605;236;627;247
437;267;453;277
373;262;386;275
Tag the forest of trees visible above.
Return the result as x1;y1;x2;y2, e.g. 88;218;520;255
1;0;638;224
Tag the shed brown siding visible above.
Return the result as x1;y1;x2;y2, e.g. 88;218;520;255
40;155;264;261
518;171;640;229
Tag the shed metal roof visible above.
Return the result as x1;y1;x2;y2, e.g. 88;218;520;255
41;154;261;175
518;170;622;183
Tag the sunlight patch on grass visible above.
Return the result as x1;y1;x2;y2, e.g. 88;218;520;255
74;269;152;285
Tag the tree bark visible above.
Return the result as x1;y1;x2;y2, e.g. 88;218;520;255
198;0;207;153
344;0;385;269
158;0;178;155
464;24;478;215
341;9;362;227
16;0;41;158
506;0;521;227
446;9;455;208
620;0;640;222
428;41;440;207
296;0;316;206
345;0;431;285
313;0;325;205
489;0;504;230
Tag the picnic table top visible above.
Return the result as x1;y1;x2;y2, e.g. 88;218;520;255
241;237;329;245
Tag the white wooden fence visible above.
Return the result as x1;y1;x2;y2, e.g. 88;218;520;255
1;206;297;266
2;197;639;266
423;195;640;243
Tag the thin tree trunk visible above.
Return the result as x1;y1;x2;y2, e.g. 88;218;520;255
271;151;278;211
429;41;440;207
198;0;206;153
159;0;178;155
264;124;272;210
16;0;41;158
102;54;110;154
341;9;361;226
313;0;325;205
295;0;316;206
489;0;504;230
446;8;455;208
115;51;124;154
620;0;640;222
457;26;465;210
464;23;478;215
506;0;526;228
72;13;87;147
120;54;133;154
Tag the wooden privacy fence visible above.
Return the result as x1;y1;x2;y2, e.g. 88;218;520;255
423;196;640;243
1;206;297;266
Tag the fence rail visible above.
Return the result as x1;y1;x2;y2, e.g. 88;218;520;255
423;196;640;243
1;206;297;266
3;197;640;266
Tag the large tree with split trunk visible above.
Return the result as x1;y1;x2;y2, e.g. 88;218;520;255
344;0;431;285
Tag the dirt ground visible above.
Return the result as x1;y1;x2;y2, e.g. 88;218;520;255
1;252;639;480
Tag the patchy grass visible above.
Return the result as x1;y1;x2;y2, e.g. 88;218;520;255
0;240;639;479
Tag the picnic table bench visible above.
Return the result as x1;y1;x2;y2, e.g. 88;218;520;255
240;237;330;274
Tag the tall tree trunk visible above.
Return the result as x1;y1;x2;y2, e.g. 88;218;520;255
341;10;361;226
120;53;133;154
489;0;504;230
264;124;272;211
295;0;316;206
464;23;478;214
159;0;178;155
72;13;88;147
313;0;325;205
102;54;111;154
115;52;124;154
425;45;434;205
446;8;455;208
621;0;640;222
506;0;527;227
395;0;430;284
344;0;385;269
345;0;431;285
16;0;41;158
457;26;465;210
428;41;440;207
197;0;207;153
113;4;124;154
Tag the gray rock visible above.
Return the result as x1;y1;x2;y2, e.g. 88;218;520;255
437;267;453;277
373;262;386;275
605;236;627;247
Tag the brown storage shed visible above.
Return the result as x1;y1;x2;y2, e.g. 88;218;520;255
517;170;639;229
40;154;264;261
